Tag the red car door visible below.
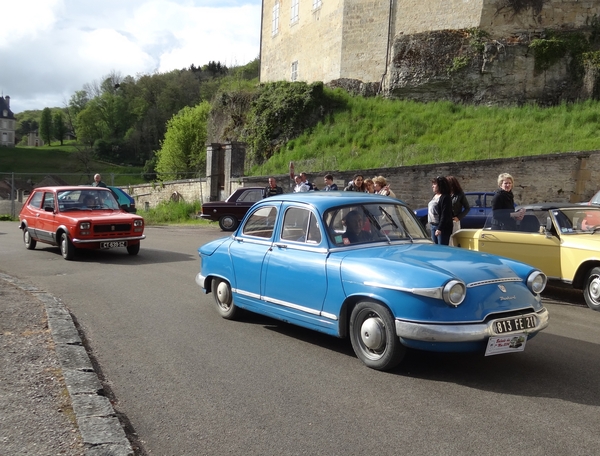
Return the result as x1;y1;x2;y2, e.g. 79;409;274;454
37;191;58;244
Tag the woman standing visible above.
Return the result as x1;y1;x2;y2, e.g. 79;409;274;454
446;176;470;240
373;176;396;198
491;173;524;230
344;174;367;192
428;176;453;245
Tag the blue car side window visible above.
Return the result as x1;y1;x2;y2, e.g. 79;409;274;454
242;206;277;238
281;207;323;244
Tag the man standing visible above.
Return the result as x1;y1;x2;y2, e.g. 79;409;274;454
323;174;338;191
300;172;317;191
93;174;107;187
293;176;309;193
263;177;283;198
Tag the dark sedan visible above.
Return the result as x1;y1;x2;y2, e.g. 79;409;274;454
199;187;264;231
414;191;496;230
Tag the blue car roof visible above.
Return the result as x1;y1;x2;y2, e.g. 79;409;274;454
261;191;408;211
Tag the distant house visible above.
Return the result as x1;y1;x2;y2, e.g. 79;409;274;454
27;130;44;147
0;95;16;147
34;175;69;187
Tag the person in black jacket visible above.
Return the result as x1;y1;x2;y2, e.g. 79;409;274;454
447;175;470;244
491;173;524;230
430;176;453;245
263;177;283;198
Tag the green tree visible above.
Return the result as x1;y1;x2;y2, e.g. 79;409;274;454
155;102;211;180
65;90;89;137
39;108;53;145
52;110;68;145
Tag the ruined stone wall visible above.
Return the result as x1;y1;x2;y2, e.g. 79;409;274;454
392;1;599;38
392;0;484;36
382;30;577;105
481;1;600;38
260;0;600;87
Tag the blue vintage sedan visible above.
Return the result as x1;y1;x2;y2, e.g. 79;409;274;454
196;192;549;371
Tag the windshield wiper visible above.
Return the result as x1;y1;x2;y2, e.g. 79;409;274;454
362;207;391;243
379;206;413;242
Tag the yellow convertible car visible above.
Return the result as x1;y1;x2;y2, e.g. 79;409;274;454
452;203;600;311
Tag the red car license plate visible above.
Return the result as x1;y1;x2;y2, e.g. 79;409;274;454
100;241;127;249
493;315;536;334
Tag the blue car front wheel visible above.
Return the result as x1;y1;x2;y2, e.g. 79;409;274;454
349;301;406;371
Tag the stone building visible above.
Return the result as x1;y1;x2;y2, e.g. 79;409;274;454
260;1;600;104
0;95;16;147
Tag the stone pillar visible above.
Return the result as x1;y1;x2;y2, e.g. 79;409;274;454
224;142;246;195
205;143;223;202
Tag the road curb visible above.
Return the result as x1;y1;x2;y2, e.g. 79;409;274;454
0;273;133;456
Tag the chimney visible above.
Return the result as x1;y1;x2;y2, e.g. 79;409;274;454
5;96;9;107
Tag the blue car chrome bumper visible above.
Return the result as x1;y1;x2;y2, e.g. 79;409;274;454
395;307;549;343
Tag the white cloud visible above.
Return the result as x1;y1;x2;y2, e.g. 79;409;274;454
0;0;62;45
0;0;261;113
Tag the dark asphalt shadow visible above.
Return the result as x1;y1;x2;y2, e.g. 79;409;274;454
234;308;600;408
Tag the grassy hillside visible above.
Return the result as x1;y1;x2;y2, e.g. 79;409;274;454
5;95;600;182
251;95;600;175
0;144;145;186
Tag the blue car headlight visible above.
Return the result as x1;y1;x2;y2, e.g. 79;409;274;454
527;271;547;294
443;280;466;307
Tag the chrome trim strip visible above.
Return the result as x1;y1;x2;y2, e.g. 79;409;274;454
467;277;522;288
364;281;443;299
262;296;321;316
321;311;338;321
395;307;549;342
232;288;338;320
232;236;273;246
72;234;146;244
233;288;261;300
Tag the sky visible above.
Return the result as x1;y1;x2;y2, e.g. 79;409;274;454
0;0;262;114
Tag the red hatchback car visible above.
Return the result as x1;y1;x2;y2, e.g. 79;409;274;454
19;186;146;260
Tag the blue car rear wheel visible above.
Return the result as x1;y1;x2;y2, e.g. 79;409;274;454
212;278;239;319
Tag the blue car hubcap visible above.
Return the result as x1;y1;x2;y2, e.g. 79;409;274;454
360;317;386;351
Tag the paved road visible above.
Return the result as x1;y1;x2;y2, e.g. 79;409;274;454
1;221;599;455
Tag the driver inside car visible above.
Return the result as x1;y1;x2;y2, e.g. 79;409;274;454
83;194;96;208
343;210;372;244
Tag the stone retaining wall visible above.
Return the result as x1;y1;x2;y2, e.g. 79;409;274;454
122;150;600;212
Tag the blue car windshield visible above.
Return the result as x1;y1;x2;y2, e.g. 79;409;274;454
324;203;428;246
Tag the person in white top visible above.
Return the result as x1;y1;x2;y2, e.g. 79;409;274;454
293;175;309;193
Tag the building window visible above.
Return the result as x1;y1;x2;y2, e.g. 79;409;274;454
291;0;299;24
272;3;280;36
312;0;322;9
291;61;298;81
